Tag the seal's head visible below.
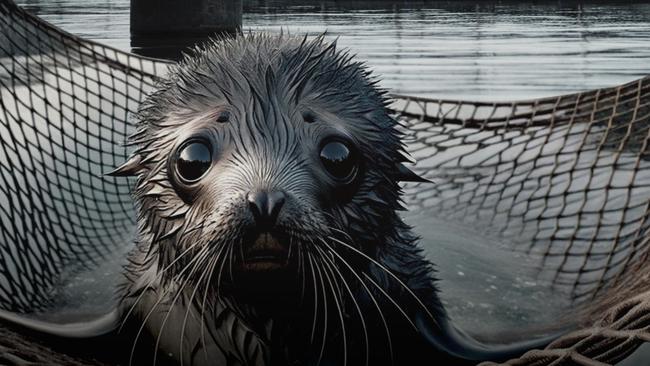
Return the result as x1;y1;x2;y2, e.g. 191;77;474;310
114;34;422;302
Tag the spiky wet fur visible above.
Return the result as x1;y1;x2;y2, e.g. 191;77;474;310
118;33;447;366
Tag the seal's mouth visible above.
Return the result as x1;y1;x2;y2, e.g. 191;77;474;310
241;231;290;272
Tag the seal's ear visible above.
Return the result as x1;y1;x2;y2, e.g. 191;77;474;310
397;163;431;183
106;155;142;177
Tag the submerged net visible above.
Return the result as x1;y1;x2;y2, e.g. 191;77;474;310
1;0;650;364
396;78;650;303
0;0;166;313
394;82;650;365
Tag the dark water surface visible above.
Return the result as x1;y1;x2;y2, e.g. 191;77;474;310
16;0;650;101
7;0;650;360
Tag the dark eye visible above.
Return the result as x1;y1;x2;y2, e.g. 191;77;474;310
175;140;212;183
320;140;358;182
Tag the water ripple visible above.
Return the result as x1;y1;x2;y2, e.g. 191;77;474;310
17;0;650;101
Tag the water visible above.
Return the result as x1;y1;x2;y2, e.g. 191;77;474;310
16;0;650;101
402;212;572;339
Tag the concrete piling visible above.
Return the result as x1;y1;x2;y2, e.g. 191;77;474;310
130;0;242;60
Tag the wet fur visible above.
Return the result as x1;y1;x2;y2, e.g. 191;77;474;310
117;33;459;366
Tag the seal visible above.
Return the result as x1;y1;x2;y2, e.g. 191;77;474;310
0;33;559;366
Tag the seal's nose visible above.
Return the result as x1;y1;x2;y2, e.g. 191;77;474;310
247;190;286;228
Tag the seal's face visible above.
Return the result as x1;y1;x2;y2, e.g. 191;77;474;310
116;34;417;299
164;103;364;276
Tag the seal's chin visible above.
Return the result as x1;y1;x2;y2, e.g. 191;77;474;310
240;231;291;272
229;230;302;304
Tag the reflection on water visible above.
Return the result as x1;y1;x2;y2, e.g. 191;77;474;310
16;0;650;100
17;0;130;50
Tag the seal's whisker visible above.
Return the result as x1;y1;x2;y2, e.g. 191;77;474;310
129;245;210;366
119;236;207;332
227;243;236;282
120;275;152;334
199;244;229;362
365;271;418;330
287;234;294;265
128;284;169;366
295;236;301;272
238;236;246;266
327;226;355;244
313;251;347;366
306;248;319;343
307;250;328;366
298;245;307;306
179;251;220;366
315;243;369;366
319;238;394;366
315;245;344;303
327;235;438;326
152;247;212;366
216;244;234;297
324;236;417;332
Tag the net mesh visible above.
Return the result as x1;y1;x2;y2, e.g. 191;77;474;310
1;0;650;364
394;82;650;365
0;0;168;312
396;78;650;302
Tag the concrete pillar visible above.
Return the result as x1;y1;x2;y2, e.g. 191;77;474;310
130;0;242;60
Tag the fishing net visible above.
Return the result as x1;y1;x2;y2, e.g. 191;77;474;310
394;83;650;365
1;0;650;364
0;0;166;313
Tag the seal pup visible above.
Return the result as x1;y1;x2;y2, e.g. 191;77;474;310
0;34;559;366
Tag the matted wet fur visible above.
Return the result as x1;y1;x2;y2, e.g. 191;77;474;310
111;33;547;366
